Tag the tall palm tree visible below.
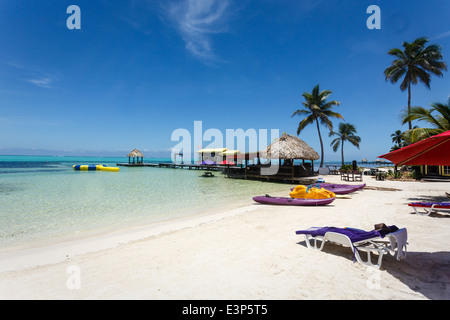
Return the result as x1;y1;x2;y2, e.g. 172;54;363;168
292;84;343;168
390;129;405;151
401;100;450;142
329;123;361;166
384;37;447;130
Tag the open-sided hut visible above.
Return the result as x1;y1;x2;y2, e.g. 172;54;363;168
127;148;144;164
196;148;227;164
246;133;319;181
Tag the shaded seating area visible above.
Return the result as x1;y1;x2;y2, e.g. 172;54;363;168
254;133;320;182
223;133;320;183
326;165;339;175
340;171;363;182
127;148;145;165
196;148;241;166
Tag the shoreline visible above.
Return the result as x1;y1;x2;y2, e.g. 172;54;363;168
1;175;449;299
0;198;264;273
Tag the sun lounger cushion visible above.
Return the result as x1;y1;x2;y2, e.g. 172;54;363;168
295;225;406;268
295;225;399;243
408;202;450;216
408;202;450;208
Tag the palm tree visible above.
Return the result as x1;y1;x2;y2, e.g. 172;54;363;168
292;84;343;168
390;130;405;151
384;37;447;130
401;100;450;142
329;123;361;166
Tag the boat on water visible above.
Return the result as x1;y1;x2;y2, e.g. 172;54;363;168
73;164;120;172
253;195;335;206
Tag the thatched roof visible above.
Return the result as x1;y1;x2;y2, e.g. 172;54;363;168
127;148;144;158
261;133;319;160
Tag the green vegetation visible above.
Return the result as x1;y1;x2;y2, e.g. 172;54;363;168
292;84;343;168
402;100;450;143
329;122;361;166
384;37;447;130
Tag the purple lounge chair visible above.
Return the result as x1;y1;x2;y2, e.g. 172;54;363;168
408;202;450;216
295;225;407;269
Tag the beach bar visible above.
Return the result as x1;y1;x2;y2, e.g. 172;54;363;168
227;133;320;183
196;148;227;164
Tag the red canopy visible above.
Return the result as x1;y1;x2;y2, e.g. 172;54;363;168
220;159;235;165
378;130;450;166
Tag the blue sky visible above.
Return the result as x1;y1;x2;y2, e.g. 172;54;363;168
1;0;449;161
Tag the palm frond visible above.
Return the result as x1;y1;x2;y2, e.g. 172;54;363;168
291;109;310;118
297;115;315;135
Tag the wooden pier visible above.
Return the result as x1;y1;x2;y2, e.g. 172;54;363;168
116;162;234;171
116;160;391;184
117;162;318;184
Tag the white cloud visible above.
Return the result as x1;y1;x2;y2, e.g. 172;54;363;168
27;77;52;88
166;0;231;61
433;30;450;40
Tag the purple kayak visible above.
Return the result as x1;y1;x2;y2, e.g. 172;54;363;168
319;183;365;194
290;183;365;195
253;196;335;206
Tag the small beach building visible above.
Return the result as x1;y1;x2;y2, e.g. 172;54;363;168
196;148;227;164
218;149;239;165
238;133;320;182
127;148;144;164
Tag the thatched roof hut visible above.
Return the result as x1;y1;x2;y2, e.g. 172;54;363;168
261;133;319;160
127;148;144;164
127;148;144;158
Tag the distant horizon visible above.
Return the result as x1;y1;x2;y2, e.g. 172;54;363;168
0;152;393;164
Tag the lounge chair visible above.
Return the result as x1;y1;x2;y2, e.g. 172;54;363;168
295;225;407;269
408;202;450;216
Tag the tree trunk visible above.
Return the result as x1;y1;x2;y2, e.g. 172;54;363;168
407;82;412;130
341;140;344;167
315;118;324;168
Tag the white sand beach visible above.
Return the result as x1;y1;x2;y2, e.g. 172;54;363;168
0;174;449;300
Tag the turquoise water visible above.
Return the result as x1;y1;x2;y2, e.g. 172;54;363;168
0;156;291;249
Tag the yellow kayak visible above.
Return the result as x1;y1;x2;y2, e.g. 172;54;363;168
289;185;335;199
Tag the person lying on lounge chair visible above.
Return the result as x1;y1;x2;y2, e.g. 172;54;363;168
295;224;407;269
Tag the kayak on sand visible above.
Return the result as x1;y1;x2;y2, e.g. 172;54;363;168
252;195;335;206
290;183;365;195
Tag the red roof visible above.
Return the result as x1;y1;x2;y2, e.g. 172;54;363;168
379;130;450;166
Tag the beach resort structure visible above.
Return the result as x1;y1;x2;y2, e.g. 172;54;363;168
420;165;450;181
196;148;239;165
117;134;322;183
127;148;144;165
226;133;320;183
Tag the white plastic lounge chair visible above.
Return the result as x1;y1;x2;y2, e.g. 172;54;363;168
295;226;407;269
408;202;450;216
